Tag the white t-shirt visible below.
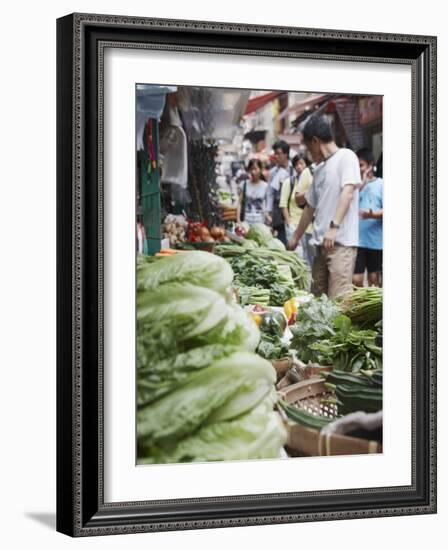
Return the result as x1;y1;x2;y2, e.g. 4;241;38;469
243;180;269;225
305;148;361;247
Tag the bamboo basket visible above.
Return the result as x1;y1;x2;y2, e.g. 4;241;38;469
278;378;382;457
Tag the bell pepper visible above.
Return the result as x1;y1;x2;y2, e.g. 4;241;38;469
283;297;298;321
250;313;263;327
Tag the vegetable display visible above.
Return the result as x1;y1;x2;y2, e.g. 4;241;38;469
215;243;310;307
256;310;290;360
136;251;286;463
289;295;341;363
290;292;383;372
229;254;296;306
237;286;270;306
245;223;274;246
309;315;382;372
248;248;310;291
278;400;334;430
338;287;383;327
265;238;286;251
257;334;290;361
322;369;383;414
137;250;233;296
162;214;187;247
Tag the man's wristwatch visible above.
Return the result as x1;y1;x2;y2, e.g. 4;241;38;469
329;220;340;229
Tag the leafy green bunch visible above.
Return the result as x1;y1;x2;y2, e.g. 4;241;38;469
289;295;340;363
136;251;286;463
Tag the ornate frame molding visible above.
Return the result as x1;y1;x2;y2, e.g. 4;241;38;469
57;12;437;537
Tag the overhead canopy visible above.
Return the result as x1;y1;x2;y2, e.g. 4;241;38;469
178;87;250;142
277;93;331;120
244;91;282;116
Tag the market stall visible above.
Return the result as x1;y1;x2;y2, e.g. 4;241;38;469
135;85;383;463
136;242;383;462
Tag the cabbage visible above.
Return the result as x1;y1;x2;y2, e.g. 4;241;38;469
241;239;259;249
137;287;260;404
136;248;285;464
136;284;227;364
137;251;233;295
266;238;286;251
139;344;238;376
246;223;273;246
137;344;239;406
137;293;260;367
204;303;260;351
137;352;276;445
138;403;286;464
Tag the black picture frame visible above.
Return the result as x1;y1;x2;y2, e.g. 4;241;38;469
57;13;437;537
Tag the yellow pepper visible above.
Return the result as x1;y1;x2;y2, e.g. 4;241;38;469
283;298;297;320
251;313;263;327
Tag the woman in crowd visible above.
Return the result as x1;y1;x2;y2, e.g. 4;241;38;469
237;159;270;225
279;153;314;266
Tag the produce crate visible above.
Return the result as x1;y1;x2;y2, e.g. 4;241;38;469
278;379;382;457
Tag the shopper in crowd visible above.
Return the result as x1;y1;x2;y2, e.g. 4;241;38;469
287;114;361;298
234;161;249;185
279;153;314;266
353;148;383;287
267;140;294;245
262;161;272;183
237;158;269;225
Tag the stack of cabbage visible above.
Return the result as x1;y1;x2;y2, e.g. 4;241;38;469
136;251;286;464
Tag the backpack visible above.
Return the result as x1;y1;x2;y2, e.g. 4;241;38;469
287;173;298;214
271;165;295;227
240;180;247;222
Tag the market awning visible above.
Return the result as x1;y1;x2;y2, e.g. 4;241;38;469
244;91;282;116
277;93;331;120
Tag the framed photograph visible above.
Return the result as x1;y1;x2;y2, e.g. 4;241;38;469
56;13;437;536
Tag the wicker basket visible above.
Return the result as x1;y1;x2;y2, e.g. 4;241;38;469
278;378;382;457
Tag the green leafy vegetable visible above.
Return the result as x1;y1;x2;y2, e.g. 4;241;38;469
248;248;310;291
265;237;286;251
236;286;270;306
138;395;286;464
137;352;276;445
257;333;290;360
308;315;382;372
136;251;286;463
225;253;297;306
137;283;228;364
338;287;383;327
290;295;340;363
137;250;233;296
245;223;273;246
241;239;259;249
137;344;239;406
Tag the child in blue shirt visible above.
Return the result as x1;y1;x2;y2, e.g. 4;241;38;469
353;148;383;287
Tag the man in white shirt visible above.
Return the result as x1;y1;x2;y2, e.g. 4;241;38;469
287;115;361;298
267;140;293;245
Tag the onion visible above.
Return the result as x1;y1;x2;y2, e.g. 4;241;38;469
209;226;223;239
199;227;212;240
